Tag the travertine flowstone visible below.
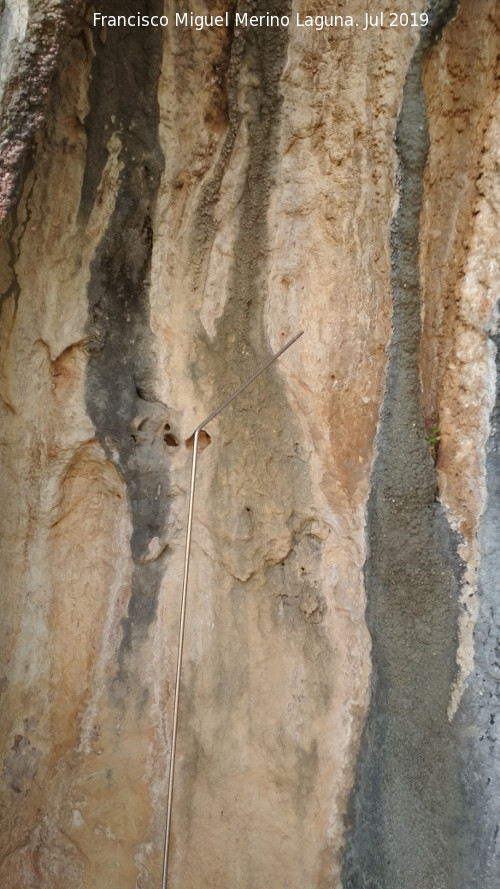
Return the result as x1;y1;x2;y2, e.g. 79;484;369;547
0;1;499;888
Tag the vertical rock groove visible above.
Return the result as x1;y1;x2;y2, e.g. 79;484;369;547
343;3;464;887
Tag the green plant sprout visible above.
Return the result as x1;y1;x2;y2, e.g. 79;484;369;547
425;425;440;461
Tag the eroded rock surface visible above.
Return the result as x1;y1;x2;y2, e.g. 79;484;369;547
0;1;499;887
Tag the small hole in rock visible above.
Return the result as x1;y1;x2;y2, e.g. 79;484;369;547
185;429;212;451
164;433;179;447
164;423;171;431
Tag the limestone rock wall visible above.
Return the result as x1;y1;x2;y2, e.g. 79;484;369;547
0;2;499;888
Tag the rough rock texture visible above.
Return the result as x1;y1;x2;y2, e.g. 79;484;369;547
0;1;499;888
0;0;85;220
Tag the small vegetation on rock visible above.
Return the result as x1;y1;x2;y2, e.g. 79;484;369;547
425;425;441;462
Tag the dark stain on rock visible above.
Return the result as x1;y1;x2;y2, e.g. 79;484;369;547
343;3;464;888
186;1;239;292
193;0;299;472
81;1;167;698
4;734;41;794
454;326;500;888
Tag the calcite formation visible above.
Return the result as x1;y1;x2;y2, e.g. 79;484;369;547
0;1;499;887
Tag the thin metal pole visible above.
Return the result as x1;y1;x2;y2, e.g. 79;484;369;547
161;330;303;889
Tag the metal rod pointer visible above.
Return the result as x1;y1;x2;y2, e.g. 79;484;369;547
161;330;303;889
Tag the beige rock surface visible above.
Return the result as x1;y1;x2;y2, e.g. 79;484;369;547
420;0;500;714
0;2;499;888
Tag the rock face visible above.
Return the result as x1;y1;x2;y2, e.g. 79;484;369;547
0;1;499;887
